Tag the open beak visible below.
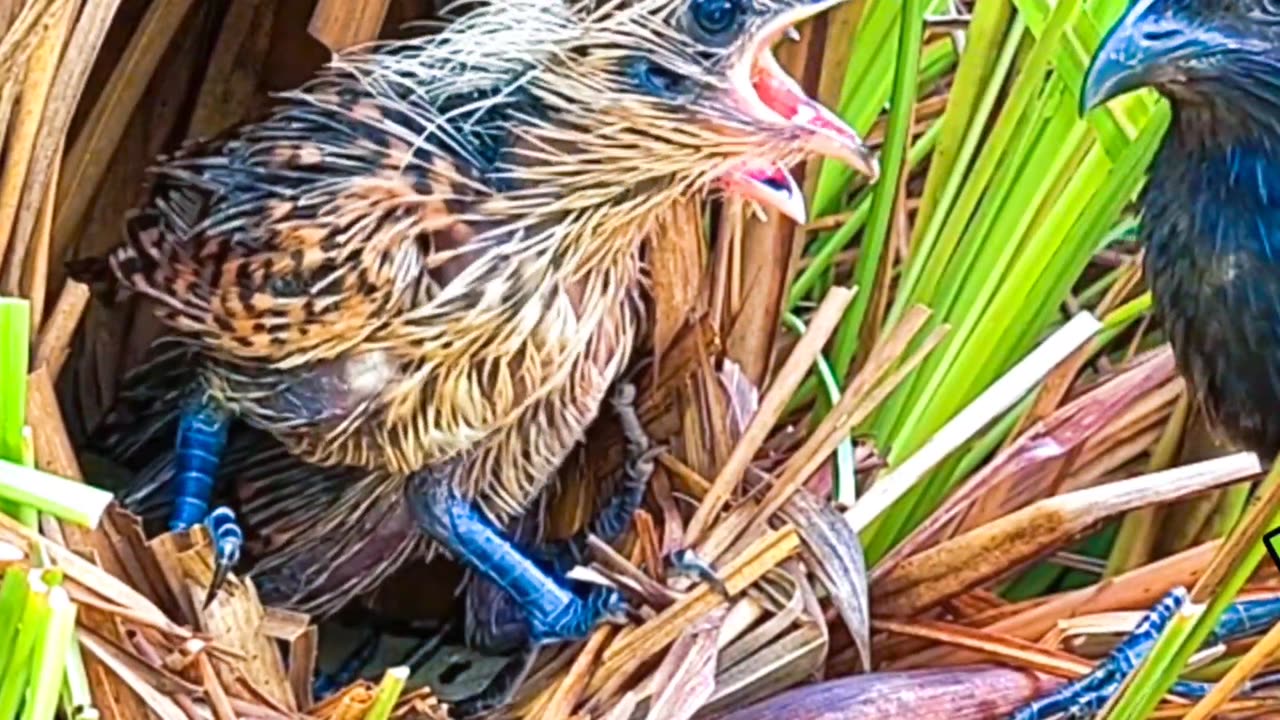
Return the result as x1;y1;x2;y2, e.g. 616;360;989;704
722;0;879;221
722;162;807;223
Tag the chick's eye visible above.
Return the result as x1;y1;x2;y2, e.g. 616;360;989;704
692;0;742;35
631;57;691;98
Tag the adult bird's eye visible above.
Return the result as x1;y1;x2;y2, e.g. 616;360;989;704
692;0;742;35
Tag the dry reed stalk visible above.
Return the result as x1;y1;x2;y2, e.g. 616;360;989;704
260;608;316;712
186;0;279;139
539;627;615;718
5;0;122;294
873;617;1095;677
685;285;856;542
720;27;818;387
0;0;71;287
1183;615;1280;719
0;0;58;77
50;0;195;267
198;651;238;720
890;540;1222;670
21;134;60;329
873;453;1261;617
32;277;87;375
847;312;1104;532
1108;388;1193;576
751;316;947;526
79;628;191;719
875;348;1178;574
650;198;708;366
1190;458;1280;603
26;365;81;479
308;0;393;51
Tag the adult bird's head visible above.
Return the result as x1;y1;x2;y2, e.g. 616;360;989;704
480;0;879;224
1081;0;1280;129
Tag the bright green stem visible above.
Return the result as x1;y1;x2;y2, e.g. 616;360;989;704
830;0;925;380
788;120;942;310
22;587;77;720
0;572;51;719
0;460;113;529
365;667;409;720
1106;461;1280;720
0;566;31;680
0;298;28;465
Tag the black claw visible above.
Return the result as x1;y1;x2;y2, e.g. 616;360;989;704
201;506;242;608
666;548;730;599
203;564;229;610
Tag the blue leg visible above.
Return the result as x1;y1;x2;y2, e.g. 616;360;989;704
312;631;382;700
459;382;662;654
173;397;242;606
1205;595;1280;644
1016;590;1280;718
408;467;630;646
1011;588;1188;720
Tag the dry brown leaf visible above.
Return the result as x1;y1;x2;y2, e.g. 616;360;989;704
308;0;392;51
874;453;1260;616
643;605;725;720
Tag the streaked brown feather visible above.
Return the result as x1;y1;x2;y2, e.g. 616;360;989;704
83;0;834;612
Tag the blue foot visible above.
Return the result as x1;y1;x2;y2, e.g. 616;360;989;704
1205;594;1280;645
1013;589;1280;718
203;506;243;607
409;469;630;647
172;396;235;605
1011;588;1188;720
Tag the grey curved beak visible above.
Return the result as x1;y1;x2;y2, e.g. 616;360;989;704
1080;0;1182;115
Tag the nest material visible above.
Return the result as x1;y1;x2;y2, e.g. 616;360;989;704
4;2;1280;720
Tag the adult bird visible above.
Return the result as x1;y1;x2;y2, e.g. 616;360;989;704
71;0;878;652
1013;0;1280;717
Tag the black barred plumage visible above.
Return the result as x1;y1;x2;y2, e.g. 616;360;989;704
76;0;877;679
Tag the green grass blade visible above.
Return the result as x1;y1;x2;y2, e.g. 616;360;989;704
0;571;51;719
829;0;926;379
22;586;76;720
0;460;113;529
365;666;409;720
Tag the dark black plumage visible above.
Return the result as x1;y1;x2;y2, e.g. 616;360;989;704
1086;0;1280;459
1010;2;1280;718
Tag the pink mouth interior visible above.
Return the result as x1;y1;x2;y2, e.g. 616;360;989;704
744;164;792;188
750;55;863;147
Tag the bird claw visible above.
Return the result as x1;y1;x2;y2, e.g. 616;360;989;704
665;548;730;599
201;506;243;609
528;584;630;645
1010;587;1189;720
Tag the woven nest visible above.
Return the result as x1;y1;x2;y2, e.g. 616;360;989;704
4;1;1280;720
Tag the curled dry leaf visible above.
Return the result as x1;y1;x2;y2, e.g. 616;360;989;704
643;605;727;720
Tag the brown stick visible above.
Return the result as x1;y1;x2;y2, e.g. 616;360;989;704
33;278;89;377
308;0;392;52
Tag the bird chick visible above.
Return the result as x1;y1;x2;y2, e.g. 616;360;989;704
73;0;878;651
1011;2;1280;718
